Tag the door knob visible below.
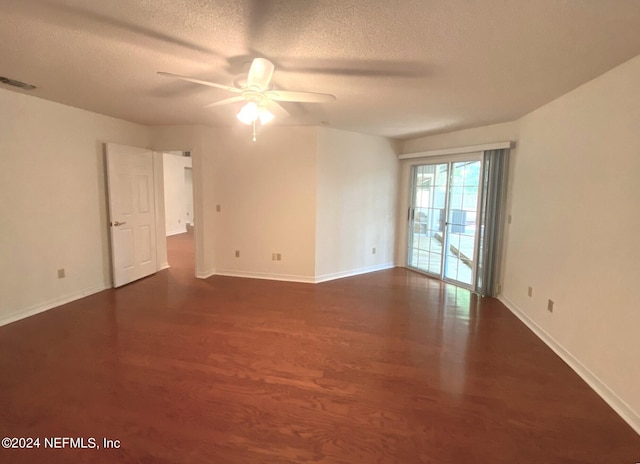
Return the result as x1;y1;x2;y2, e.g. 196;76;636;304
112;221;127;226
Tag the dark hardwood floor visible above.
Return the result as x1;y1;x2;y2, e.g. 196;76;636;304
1;230;638;463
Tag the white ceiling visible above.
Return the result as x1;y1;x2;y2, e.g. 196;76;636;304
2;0;640;139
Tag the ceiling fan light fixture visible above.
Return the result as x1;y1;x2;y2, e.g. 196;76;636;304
236;101;259;125
236;101;274;126
259;109;274;125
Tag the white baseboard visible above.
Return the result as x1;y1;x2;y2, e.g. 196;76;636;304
196;268;216;279
198;263;396;284
166;226;187;237
314;263;396;283
0;284;109;328
499;296;640;435
211;269;315;283
159;262;170;271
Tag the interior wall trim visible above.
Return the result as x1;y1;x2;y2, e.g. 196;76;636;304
197;265;396;284
499;295;640;436
314;263;396;283
196;268;216;279
399;141;514;160
0;284;109;328
166;226;188;237
211;269;316;284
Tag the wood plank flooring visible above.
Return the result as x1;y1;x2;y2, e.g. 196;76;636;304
0;230;638;463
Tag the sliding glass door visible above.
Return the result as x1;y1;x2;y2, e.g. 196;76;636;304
408;157;482;289
407;163;448;276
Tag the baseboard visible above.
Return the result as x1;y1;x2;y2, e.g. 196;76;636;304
0;284;110;328
499;295;640;435
166;226;187;237
314;263;395;283
211;269;316;283
199;264;396;284
159;262;170;271
196;268;216;279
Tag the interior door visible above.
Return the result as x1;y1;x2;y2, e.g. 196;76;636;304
106;143;157;287
407;156;482;289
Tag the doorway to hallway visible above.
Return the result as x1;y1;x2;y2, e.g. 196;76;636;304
162;151;195;274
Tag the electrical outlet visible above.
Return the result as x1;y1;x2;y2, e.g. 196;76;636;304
528;286;533;297
178;219;181;223
235;250;240;258
372;247;376;254
547;299;554;313
508;214;512;224
276;253;281;261
57;268;65;279
216;204;221;212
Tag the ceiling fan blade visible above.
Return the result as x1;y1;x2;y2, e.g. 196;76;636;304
264;100;290;119
203;96;246;108
246;58;274;91
266;90;336;103
157;72;242;93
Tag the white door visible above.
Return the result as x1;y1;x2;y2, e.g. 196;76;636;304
106;143;157;287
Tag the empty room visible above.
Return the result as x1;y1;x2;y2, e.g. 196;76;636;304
1;1;639;463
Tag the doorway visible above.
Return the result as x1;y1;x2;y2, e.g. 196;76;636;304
407;156;482;289
162;151;195;273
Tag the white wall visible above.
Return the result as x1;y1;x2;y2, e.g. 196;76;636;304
162;152;193;236
205;126;318;282
185;166;194;225
399;54;640;433
161;125;397;283
0;88;149;325
501;54;640;431
315;128;398;280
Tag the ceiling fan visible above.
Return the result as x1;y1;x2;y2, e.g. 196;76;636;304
158;58;336;140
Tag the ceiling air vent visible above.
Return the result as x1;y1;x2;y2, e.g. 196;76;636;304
0;76;36;90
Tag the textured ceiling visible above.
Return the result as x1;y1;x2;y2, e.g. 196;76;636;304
1;0;640;139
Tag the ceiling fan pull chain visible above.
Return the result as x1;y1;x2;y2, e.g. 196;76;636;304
252;120;257;142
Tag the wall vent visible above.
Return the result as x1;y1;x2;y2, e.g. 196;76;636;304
182;151;191;157
0;76;36;90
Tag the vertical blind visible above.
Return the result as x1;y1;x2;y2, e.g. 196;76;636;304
475;149;509;297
